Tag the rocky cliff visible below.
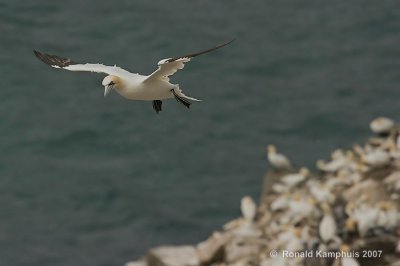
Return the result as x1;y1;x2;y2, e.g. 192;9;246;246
126;117;400;266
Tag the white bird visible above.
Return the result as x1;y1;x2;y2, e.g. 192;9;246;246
316;158;345;173
376;201;399;231
370;117;395;135
266;145;292;170
277;227;304;252
283;196;317;224
341;257;360;266
260;253;287;266
351;204;379;237
319;204;337;243
33;40;234;113
384;171;400;192
270;195;289;211
362;149;391;167
340;245;360;266
271;183;290;194
308;181;335;204
281;167;309;188
240;196;257;222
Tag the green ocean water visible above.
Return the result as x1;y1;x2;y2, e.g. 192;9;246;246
1;0;400;265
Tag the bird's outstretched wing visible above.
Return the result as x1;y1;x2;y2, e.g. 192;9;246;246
33;50;133;77
144;39;234;83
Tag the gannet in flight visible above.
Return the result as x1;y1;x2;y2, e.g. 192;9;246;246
33;40;234;113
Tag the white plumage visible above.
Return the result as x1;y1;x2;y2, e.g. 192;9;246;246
341;257;360;266
281;167;309;188
351;204;379;237
319;205;337;242
267;145;292;170
362;149;391;167
370;117;394;135
34;40;234;113
240;196;257;222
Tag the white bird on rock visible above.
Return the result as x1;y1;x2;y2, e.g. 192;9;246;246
281;167;309;188
340;245;360;266
351;204;379;237
270;195;290;211
241;196;257;222
316;158;345;173
282;196;317;224
319;204;337;243
376;201;399;231
308;181;335;204
33;40;234;113
362;149;391;167
266;145;292;170
370;117;395;135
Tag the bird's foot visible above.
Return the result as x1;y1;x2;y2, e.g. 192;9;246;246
152;100;162;114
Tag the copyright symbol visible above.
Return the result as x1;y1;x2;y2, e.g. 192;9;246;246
270;250;278;258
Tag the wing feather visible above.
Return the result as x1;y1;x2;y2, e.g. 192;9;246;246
33;50;133;77
144;39;234;82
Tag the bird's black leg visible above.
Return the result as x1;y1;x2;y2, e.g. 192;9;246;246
152;100;162;114
170;89;191;109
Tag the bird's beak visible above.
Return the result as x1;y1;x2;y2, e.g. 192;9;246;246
104;85;113;97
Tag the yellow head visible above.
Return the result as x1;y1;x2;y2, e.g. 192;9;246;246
267;144;276;154
299;167;310;177
345;218;357;232
102;75;122;97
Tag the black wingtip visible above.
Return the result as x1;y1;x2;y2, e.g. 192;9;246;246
210;39;235;51
167;38;236;62
217;39;235;51
33;50;77;67
225;38;236;45
33;49;47;64
33;49;41;57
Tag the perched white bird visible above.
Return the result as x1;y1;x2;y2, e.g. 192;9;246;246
384;171;400;192
277;227;304;252
270;195;289;211
240;196;257;222
281;167;309;188
351;204;379;237
340;245;360;266
341;257;360;266
319;204;337;243
362;149;391;167
376;201;399;231
260;253;287;266
225;197;261;238
316;158;345;173
271;183;290;194
370;117;395;135
282;196;317;224
331;149;345;160
266;145;292;170
33;40;234;113
308;181;335;204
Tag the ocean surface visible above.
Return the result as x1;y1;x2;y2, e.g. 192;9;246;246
1;1;400;265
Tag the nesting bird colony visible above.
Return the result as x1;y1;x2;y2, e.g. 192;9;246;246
126;117;400;266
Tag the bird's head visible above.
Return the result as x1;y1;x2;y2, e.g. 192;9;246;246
102;75;122;97
267;144;276;154
299;167;310;177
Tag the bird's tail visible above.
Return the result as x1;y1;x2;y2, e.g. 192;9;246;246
171;88;201;109
174;87;202;102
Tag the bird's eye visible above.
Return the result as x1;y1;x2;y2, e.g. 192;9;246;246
108;81;115;86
